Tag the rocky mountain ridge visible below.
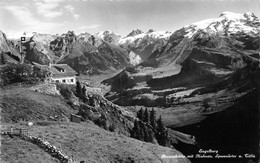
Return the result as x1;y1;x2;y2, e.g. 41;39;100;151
119;30;173;60
2;12;258;76
0;30;20;64
14;30;141;74
4;28;174;67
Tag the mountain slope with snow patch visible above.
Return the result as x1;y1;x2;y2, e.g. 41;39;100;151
119;29;172;60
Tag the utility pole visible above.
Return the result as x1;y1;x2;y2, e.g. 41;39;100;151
20;33;26;64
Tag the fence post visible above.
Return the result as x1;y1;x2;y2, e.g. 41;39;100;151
10;127;13;135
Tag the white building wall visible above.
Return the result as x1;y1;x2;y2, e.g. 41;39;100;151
51;76;76;84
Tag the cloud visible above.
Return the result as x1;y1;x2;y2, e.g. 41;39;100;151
33;1;80;20
64;5;80;20
73;14;80;20
64;5;74;12
5;5;64;33
34;0;63;19
78;24;102;30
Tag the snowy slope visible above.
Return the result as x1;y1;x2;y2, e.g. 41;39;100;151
95;30;120;39
119;30;172;60
129;51;142;66
94;30;121;45
119;30;172;45
184;12;260;38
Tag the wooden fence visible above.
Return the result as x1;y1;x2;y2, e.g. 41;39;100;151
1;128;29;137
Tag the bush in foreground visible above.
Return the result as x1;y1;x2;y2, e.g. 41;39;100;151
0;63;50;86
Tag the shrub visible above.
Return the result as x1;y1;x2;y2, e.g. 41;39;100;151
202;98;210;110
109;124;116;132
94;113;108;130
0;63;50;86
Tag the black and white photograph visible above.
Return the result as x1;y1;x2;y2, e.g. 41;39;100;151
0;0;259;162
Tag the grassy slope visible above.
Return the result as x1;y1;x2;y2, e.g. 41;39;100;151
1;136;58;163
1;122;190;163
0;87;75;123
0;85;190;163
78;69;123;94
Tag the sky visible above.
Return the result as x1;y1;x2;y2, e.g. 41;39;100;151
0;0;259;38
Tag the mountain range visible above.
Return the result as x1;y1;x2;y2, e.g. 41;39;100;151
0;11;259;163
1;27;176;74
0;11;259;125
102;11;259;106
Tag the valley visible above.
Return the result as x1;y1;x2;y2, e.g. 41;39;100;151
0;8;259;163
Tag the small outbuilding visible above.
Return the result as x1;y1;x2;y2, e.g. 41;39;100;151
70;114;82;123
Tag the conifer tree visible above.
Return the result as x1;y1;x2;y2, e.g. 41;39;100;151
76;81;83;99
144;108;149;124
150;108;156;130
157;116;163;132
143;127;148;142
156;116;167;146
82;86;87;102
138;121;145;141
156;115;171;146
131;119;140;139
147;128;154;143
137;108;144;121
163;129;170;147
88;96;95;107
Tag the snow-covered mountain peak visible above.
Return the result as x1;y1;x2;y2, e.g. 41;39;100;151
78;32;91;37
119;30;173;60
95;30;121;39
184;12;259;38
148;31;172;38
76;32;92;42
219;11;245;20
30;33;57;46
147;29;155;33
219;11;257;21
119;30;172;44
126;29;144;37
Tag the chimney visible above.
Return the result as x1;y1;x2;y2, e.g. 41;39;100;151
48;62;52;68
